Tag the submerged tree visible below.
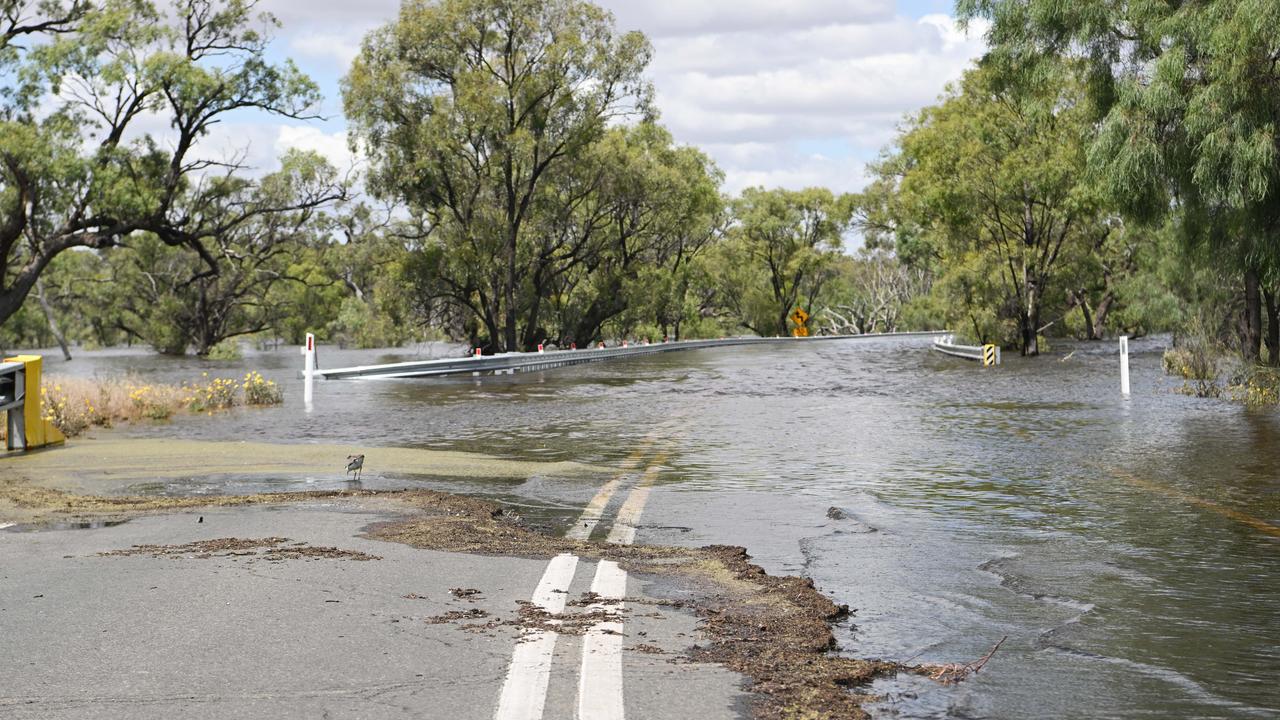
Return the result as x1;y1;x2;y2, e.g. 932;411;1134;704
720;187;852;337
345;0;653;352
958;0;1280;362
0;0;330;329
884;65;1104;354
107;151;343;355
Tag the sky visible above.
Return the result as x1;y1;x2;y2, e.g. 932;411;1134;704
207;0;987;195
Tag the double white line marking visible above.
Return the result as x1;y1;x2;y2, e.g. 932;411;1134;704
494;452;665;720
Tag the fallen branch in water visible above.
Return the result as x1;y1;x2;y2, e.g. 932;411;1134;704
912;636;1007;684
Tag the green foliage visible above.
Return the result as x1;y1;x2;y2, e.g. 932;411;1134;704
205;339;243;361
1;0;328;328
881;63;1105;355
103;151;342;355
961;0;1280;364
345;0;654;351
718;187;852;336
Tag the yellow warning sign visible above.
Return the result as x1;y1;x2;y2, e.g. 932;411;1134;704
790;307;809;326
790;307;810;337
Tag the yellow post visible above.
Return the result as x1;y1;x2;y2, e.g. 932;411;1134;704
982;344;997;368
3;355;66;450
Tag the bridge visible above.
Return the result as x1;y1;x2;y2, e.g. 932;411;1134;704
311;332;947;380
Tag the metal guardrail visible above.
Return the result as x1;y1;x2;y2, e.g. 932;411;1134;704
931;335;1001;365
314;331;948;380
0;361;24;413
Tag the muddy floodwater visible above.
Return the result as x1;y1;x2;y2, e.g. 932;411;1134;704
28;335;1280;719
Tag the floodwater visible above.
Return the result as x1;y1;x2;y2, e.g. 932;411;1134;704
26;336;1280;719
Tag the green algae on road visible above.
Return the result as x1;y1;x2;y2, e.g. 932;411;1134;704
0;437;608;494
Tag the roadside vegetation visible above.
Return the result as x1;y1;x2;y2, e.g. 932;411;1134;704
0;372;285;439
1;0;1279;406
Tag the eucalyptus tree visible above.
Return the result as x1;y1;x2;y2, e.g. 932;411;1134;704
820;249;929;335
107;151;341;355
886;65;1103;354
0;0;335;328
723;187;852;337
538;123;722;345
958;0;1280;361
344;0;653;352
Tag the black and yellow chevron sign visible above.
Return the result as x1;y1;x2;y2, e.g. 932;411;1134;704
982;344;997;367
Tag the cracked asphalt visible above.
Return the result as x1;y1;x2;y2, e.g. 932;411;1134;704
0;502;747;719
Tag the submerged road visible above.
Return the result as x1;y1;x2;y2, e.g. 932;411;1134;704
312;332;946;380
8;335;1279;718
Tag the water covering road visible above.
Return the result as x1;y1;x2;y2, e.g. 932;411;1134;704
37;336;1280;719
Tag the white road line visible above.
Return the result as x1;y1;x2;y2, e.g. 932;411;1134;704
577;560;627;720
604;461;662;545
494;553;580;720
0;522;15;530
495;446;666;720
577;459;664;720
566;474;629;541
566;441;656;541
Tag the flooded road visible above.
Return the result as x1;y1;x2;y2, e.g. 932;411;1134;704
32;336;1280;719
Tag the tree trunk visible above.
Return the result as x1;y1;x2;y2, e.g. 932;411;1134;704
1263;286;1279;366
35;279;71;361
1022;280;1040;356
1091;292;1114;341
1071;289;1096;341
1244;267;1263;362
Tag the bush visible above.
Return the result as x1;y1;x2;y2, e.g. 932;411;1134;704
1228;366;1280;407
1163;332;1221;397
206;339;244;360
184;373;238;412
41;381;104;435
30;371;285;438
241;371;283;405
128;384;181;420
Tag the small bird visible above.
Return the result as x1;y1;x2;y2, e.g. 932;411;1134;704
346;454;365;481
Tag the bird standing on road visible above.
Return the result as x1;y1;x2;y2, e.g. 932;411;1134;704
346;454;365;481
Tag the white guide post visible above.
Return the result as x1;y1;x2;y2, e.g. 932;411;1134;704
303;332;315;410
1119;335;1130;396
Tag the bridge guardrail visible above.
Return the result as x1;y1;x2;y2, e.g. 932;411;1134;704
932;336;1001;366
313;331;949;380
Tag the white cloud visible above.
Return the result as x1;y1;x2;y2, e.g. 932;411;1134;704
288;30;366;70
646;13;985;190
255;1;987;194
275;125;360;174
601;0;894;37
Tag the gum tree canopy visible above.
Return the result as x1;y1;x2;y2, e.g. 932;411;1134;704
958;0;1280;360
343;0;654;352
0;0;337;327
